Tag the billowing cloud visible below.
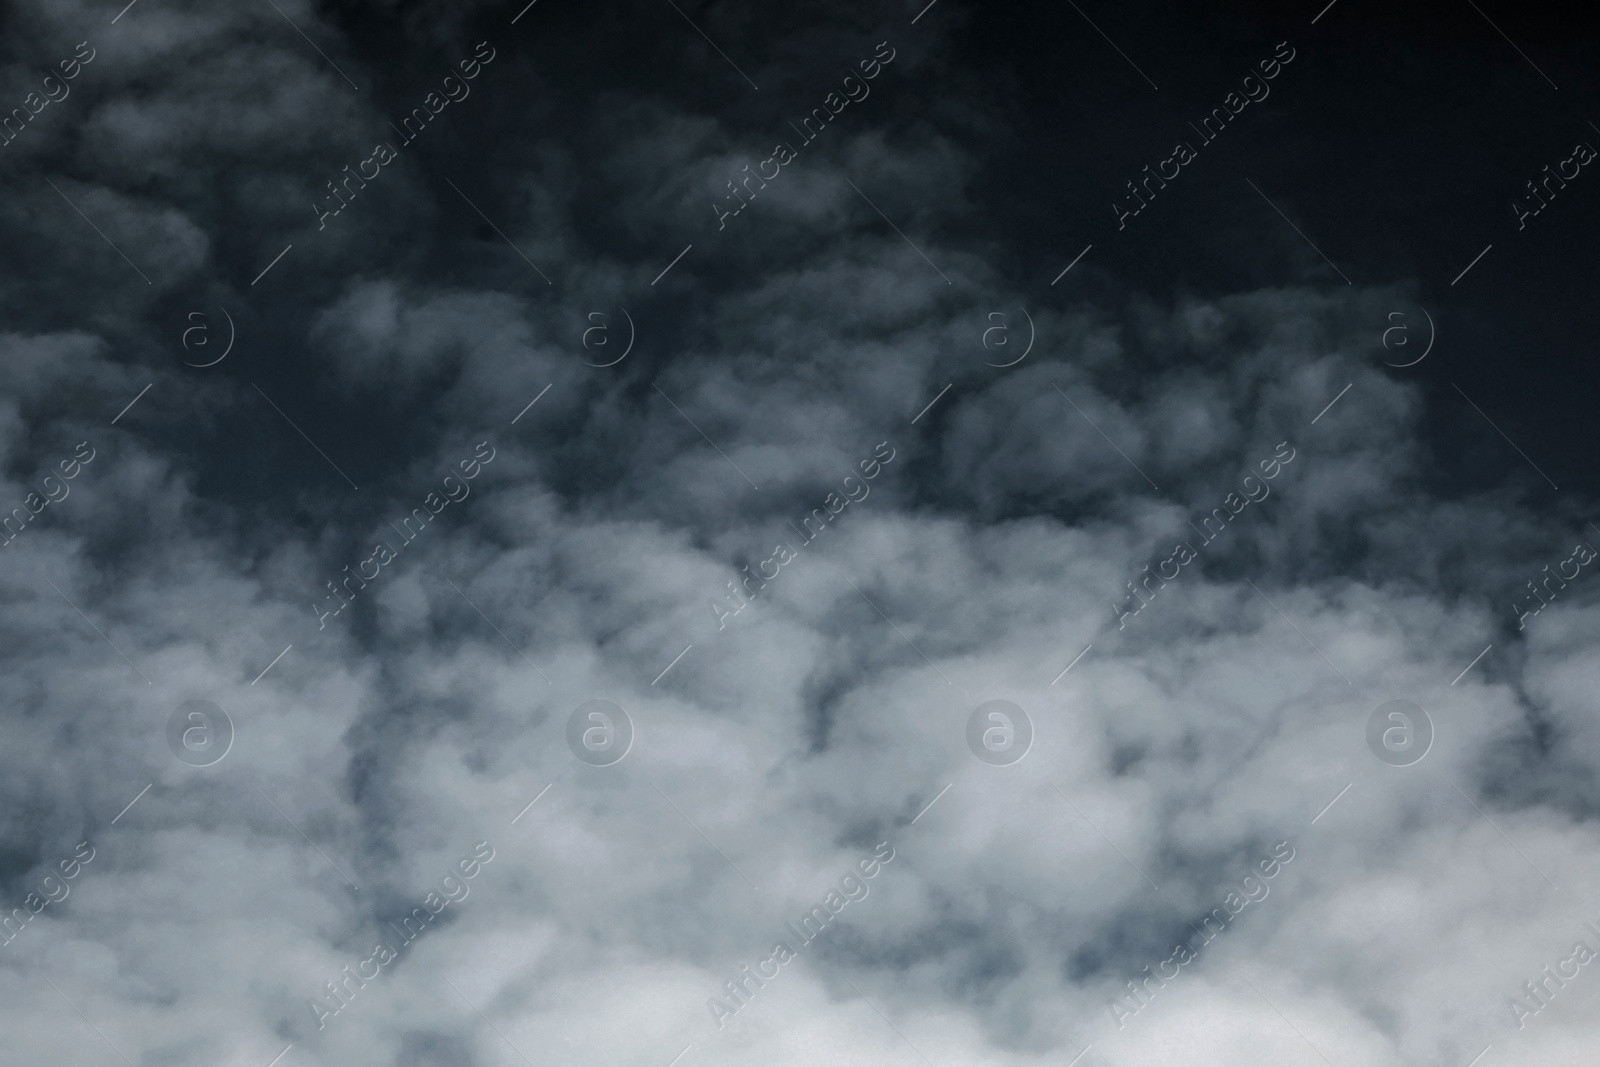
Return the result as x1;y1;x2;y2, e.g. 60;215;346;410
0;2;1595;1067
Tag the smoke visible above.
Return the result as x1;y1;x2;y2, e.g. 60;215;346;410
0;2;1595;1066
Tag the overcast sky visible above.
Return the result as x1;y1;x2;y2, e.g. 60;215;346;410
2;1;1599;1065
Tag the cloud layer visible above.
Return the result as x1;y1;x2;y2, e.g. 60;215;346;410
0;3;1596;1067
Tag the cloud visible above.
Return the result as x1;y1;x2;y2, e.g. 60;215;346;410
0;2;1596;1067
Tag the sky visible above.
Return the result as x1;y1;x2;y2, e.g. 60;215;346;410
1;1;1599;1065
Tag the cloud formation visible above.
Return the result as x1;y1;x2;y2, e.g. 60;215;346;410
0;2;1596;1067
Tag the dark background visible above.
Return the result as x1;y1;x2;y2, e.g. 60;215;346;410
11;0;1597;517
958;0;1600;504
315;0;1600;506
